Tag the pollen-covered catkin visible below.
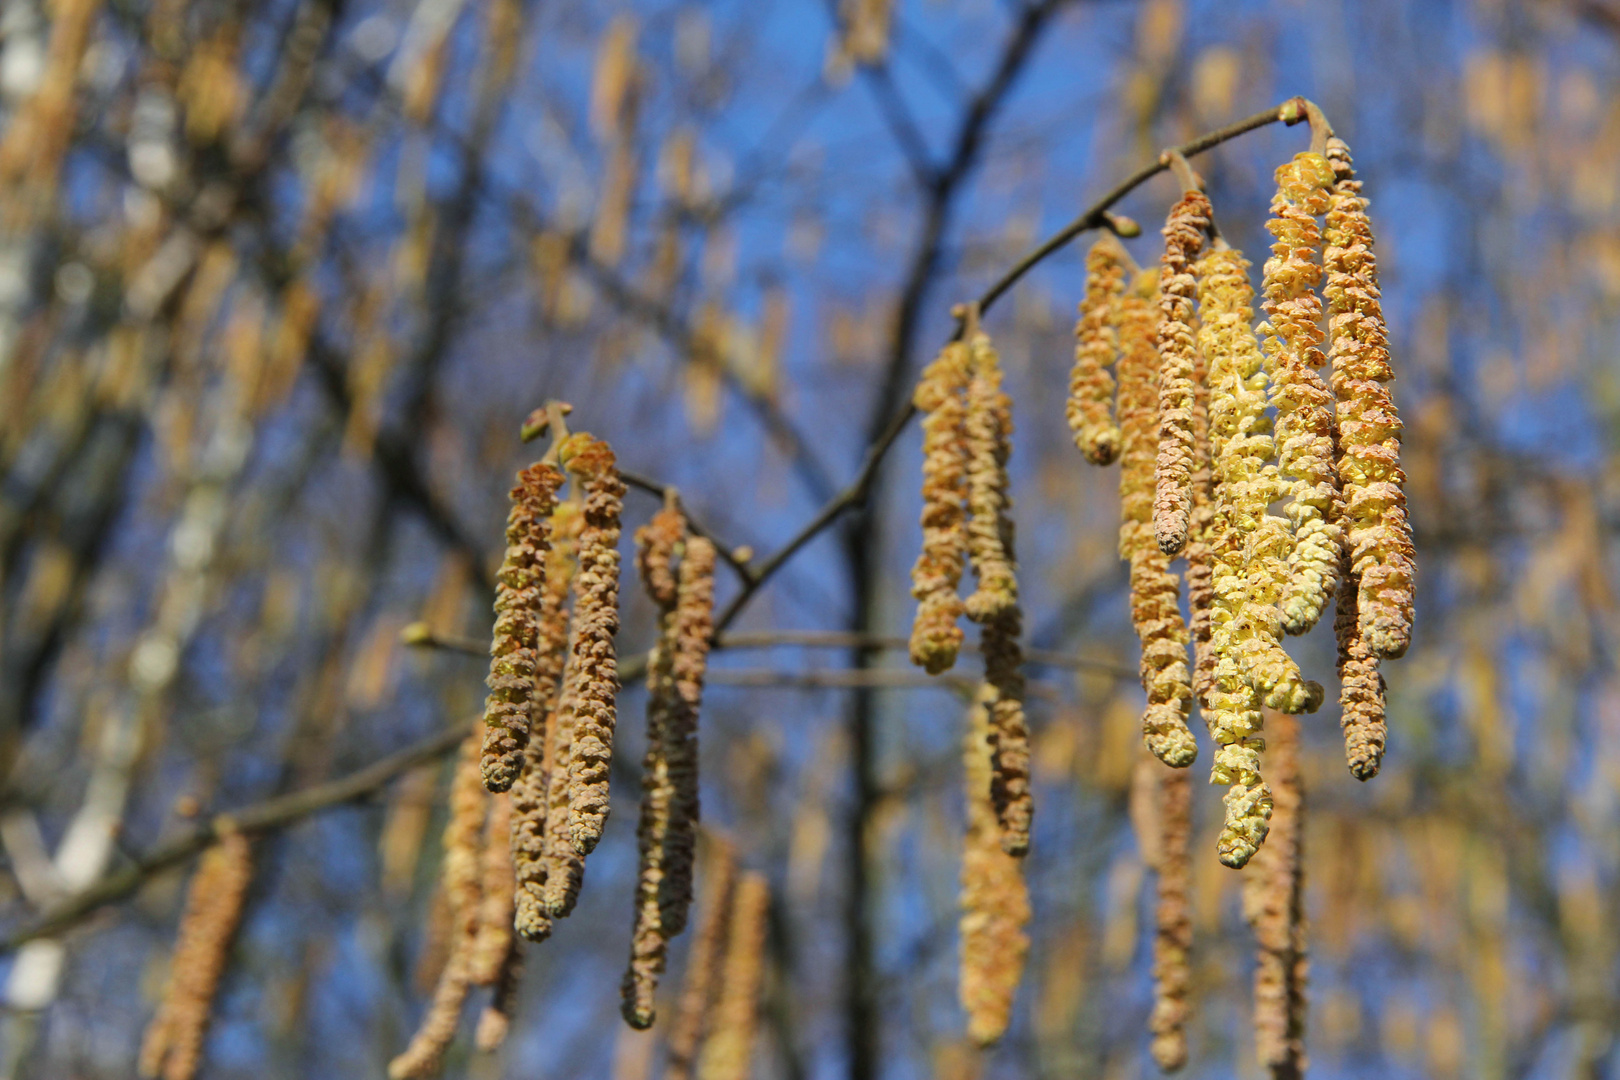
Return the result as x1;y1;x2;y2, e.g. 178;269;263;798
1335;550;1387;779
137;831;254;1080
960;687;1031;1047
474;943;523;1052
982;608;1031;856
469;793;515;986
1242;716;1307;1076
511;501;581;941
1262;152;1344;636
559;433;625;856
1149;766;1193;1072
909;340;972;673
695;872;770;1080
1153;190;1213;556
1324;136;1414;660
1067;235;1129;465
541;664;586;919
1118;272;1198;768
666;844;738;1080
482;462;563;792
1186;344;1217;708
962;328;1018;625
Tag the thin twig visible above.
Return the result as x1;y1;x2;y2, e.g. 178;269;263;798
618;470;760;585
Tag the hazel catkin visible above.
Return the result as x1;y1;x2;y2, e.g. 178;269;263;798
1067;234;1129;465
1262;152;1344;637
1324;135;1414;661
1335;549;1387;780
1149;765;1193;1072
1242;715;1307;1076
482;462;563;792
468;793;515;986
962;327;1018;625
695;872;770;1080
1153;190;1213;557
666;843;738;1080
909;340;972;673
1118;271;1198;768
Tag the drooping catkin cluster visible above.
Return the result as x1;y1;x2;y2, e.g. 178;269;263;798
558;432;626;856
1324;136;1415;661
959;687;1031;1047
1149;765;1193;1072
1242;716;1307;1076
138;831;254;1080
694;871;770;1080
1118;271;1199;768
481;463;564;792
908;340;972;674
1067;234;1128;465
666;844;738;1080
1261;152;1343;637
1153;190;1213;556
623;508;716;1029
962;328;1018;624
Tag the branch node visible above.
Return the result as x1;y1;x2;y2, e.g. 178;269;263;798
520;400;573;445
1101;211;1141;238
1159;150;1203;194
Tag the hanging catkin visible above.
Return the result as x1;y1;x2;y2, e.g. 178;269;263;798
468;793;515;986
137;831;254;1080
481;463;563;792
1185;343;1217;708
559;433;626;856
1149;766;1193;1072
1262;152;1343;637
475;943;523;1052
959;686;1031;1047
908;340;972;673
1118;270;1198;768
511;501;582;941
666;844;738;1080
1323;136;1414;660
1067;234;1129;465
1153;190;1213;556
982;607;1031;857
1242;716;1307;1076
1334;548;1386;779
695;872;770;1080
541;660;587;919
962;326;1018;624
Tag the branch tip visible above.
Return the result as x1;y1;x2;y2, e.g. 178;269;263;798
1102;211;1141;238
520;400;573;444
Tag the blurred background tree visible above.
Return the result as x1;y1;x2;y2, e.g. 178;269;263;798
0;0;1617;1077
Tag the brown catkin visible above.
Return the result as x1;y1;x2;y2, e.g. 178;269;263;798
137;831;254;1080
695;872;770;1080
1324;136;1414;660
1118;271;1198;768
1262;152;1344;637
959;686;1031;1047
482;463;564;792
1186;343;1217;708
1153;190;1213;556
541;659;587;919
666;845;738;1080
559;433;626;856
1067;234;1129;465
982;608;1031;856
1149;766;1193;1072
468;793;515;986
511;502;582;941
1335;549;1387;779
962;328;1018;624
1242;715;1307;1076
637;506;685;610
908;340;972;673
474;942;523;1052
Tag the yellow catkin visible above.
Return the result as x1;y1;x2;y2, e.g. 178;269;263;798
1067;235;1129;465
1324;136;1415;660
695;872;770;1080
962;329;1018;625
137;831;254;1080
1186;343;1217;708
511;502;581;941
474;942;523;1052
908;340;972;673
960;687;1031;1047
1242;716;1307;1076
468;793;515;986
1149;766;1192;1072
481;463;563;792
1118;271;1198;768
558;433;626;856
1153;190;1213;556
666;845;738;1080
1198;243;1322;869
1262;152;1344;636
1334;549;1387;779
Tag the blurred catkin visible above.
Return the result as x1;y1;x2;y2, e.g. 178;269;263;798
1324;136;1414;661
1067;235;1129;465
474;943;523;1052
1118;271;1198;768
1334;548;1386;779
909;340;972;673
137;831;253;1080
1242;716;1307;1075
695;872;770;1080
482;462;562;791
962;327;1018;624
511;501;582;941
1149;766;1193;1071
960;687;1031;1047
1261;152;1344;637
982;607;1031;856
559;433;626;856
469;793;515;986
1153;190;1213;556
666;844;738;1080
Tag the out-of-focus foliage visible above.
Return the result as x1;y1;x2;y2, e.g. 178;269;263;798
0;0;1617;1077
